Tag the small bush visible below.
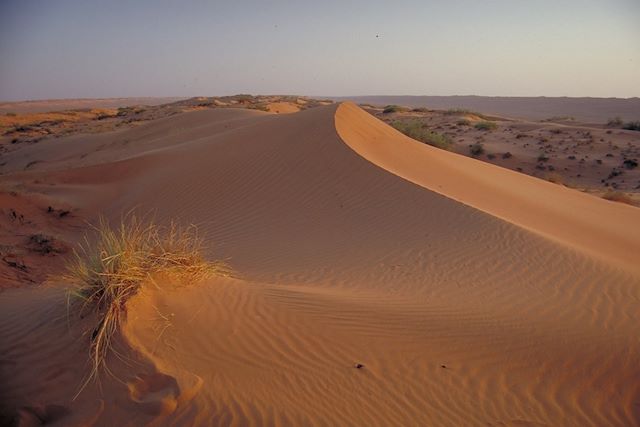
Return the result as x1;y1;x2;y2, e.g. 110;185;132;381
502;152;513;159
411;107;430;113
456;119;471;126
65;215;230;391
392;120;452;150
474;121;497;131
607;117;623;127
383;105;407;114
470;143;484;156
622;121;640;131
623;159;638;169
5;112;17;117
537;153;550;162
602;191;633;205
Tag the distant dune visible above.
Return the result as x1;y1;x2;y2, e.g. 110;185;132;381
332;95;640;122
0;97;186;114
1;102;639;426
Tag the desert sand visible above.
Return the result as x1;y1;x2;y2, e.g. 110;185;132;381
1;101;639;426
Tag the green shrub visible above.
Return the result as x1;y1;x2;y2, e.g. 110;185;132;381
474;121;497;131
383;105;407;114
392;120;452;150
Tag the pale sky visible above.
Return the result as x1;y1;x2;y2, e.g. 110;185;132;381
1;0;639;101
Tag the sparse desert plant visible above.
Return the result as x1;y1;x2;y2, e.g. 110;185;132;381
411;107;430;113
65;215;230;393
391;120;452;150
607;117;623;127
602;191;633;205
5;112;17;117
456;119;471;126
502;151;513;159
622;121;640;131
537;153;550;162
542;116;574;122
623;159;638;169
383;105;407;114
475;121;497;131
469;143;484;156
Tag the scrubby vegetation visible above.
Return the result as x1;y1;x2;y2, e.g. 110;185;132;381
391;120;452;150
622;121;640;131
65;215;230;391
444;108;472;115
607;117;623;127
383;105;408;114
456;119;471;126
607;117;640;131
474;121;497;131
470;143;484;156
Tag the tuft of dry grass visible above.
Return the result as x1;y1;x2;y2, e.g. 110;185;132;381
65;215;230;396
602;191;633;205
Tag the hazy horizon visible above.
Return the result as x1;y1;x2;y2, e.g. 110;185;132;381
1;0;639;101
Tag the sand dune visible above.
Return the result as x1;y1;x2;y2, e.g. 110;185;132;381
1;103;639;426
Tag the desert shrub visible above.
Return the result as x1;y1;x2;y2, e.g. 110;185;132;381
456;119;471;126
470;143;484;156
474;121;497;131
602;191;633;205
383;105;407;114
623;159;638;169
444;108;471;115
502;152;513;159
622;121;640;131
537;153;550;162
607;117;623;127
542;116;574;122
5;112;17;117
411;107;430;113
391;120;452;150
65;215;230;390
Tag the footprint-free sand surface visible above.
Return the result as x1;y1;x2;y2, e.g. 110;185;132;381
1;103;639;426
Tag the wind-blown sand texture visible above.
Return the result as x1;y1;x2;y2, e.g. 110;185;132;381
0;102;639;426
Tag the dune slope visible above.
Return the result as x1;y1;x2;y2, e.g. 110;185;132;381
0;104;638;426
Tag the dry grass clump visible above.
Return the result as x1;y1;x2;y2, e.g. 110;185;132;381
65;215;229;393
602;191;633;205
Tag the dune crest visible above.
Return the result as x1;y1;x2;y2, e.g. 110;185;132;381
335;102;640;275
